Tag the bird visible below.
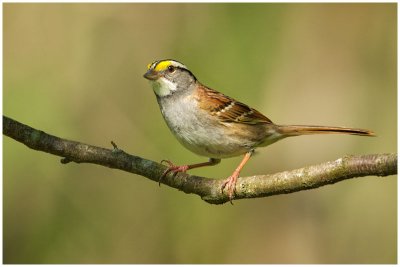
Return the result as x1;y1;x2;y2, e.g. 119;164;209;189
143;59;375;202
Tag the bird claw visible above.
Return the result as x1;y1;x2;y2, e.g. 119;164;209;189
221;173;239;204
159;160;189;186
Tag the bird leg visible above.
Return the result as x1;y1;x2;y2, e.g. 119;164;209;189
159;158;221;186
221;150;254;203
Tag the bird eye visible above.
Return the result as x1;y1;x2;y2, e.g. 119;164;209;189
167;65;175;73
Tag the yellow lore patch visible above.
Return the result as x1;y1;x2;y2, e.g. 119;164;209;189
152;60;172;71
147;59;186;72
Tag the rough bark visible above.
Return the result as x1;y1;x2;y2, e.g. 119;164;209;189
3;116;397;204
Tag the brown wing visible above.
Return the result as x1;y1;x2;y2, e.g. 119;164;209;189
195;84;272;125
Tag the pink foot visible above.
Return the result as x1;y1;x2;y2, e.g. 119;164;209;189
159;160;189;186
221;172;240;204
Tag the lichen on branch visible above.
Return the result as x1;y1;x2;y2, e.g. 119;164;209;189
3;115;397;204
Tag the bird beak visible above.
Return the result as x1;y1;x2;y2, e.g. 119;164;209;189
143;69;159;81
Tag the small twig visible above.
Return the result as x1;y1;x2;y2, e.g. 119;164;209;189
111;141;118;149
3;115;397;204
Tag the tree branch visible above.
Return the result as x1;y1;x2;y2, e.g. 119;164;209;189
3;115;397;205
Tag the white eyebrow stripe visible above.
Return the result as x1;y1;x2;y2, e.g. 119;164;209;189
150;59;188;71
171;61;188;69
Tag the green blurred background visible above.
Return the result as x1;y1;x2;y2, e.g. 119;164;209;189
3;3;397;264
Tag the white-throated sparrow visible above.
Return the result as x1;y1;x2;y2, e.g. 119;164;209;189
143;59;375;202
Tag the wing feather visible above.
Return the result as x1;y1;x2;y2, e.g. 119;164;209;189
195;85;272;125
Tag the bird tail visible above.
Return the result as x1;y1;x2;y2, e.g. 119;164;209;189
277;125;375;137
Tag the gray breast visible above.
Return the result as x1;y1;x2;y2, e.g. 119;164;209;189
155;94;258;158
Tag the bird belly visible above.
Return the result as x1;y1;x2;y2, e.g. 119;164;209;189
176;127;251;158
158;97;256;158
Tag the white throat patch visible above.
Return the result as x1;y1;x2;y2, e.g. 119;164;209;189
150;77;177;97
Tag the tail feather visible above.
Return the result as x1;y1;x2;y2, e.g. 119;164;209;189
277;125;375;137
